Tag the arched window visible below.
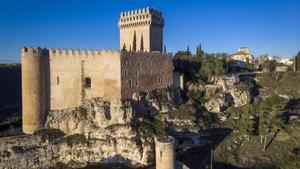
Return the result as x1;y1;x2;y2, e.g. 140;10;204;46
85;77;91;88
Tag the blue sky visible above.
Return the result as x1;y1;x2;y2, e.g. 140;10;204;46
0;0;299;62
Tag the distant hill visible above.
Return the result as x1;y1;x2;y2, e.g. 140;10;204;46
0;64;21;121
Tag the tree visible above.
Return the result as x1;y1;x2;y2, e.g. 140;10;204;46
259;54;269;61
295;51;300;71
195;44;204;62
187;45;190;52
244;58;252;71
263;59;277;72
198;56;227;84
259;94;286;151
140;34;144;52
132;31;137;52
122;44;127;52
164;45;166;52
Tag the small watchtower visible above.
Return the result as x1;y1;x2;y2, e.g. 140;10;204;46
155;136;175;169
118;7;164;52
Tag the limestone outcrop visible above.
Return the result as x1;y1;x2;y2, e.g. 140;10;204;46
0;134;59;169
0;87;180;169
202;76;252;113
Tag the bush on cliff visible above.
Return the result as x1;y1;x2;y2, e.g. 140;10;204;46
58;134;88;147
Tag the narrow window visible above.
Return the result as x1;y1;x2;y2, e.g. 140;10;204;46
125;60;129;66
158;78;162;84
85;77;91;88
135;80;139;87
124;70;128;76
135;70;139;78
129;80;133;88
139;61;142;67
57;76;59;85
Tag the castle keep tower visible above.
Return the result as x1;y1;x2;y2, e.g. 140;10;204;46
21;7;173;134
155;136;175;169
21;47;50;134
118;7;164;52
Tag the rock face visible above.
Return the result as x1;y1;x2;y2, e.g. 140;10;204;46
203;76;251;113
0;134;59;169
204;94;228;113
0;87;180;169
132;87;179;115
45;98;134;134
45;98;152;167
219;76;251;107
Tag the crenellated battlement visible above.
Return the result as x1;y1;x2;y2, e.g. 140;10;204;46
118;7;164;28
22;47;121;59
22;47;49;56
49;48;120;58
121;51;172;58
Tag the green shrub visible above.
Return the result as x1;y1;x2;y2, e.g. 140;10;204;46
34;128;65;143
58;134;88;147
73;106;88;120
135;117;166;139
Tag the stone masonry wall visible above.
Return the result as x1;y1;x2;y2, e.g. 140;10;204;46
120;52;173;99
49;49;121;110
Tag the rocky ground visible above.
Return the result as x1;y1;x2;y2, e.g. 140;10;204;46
0;87;180;169
0;64;299;169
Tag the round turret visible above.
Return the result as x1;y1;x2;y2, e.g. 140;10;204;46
21;47;49;134
155;136;175;169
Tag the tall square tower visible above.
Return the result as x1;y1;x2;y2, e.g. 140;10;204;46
118;7;164;52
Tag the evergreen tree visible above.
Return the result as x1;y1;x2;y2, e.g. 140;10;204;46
164;46;166;52
132;31;137;52
187;45;190;52
122;44;127;52
140;34;144;52
259;94;286;151
195;44;204;62
198;56;226;84
295;51;300;71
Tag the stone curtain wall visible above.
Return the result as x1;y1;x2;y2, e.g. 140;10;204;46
49;49;122;110
120;52;173;99
22;48;173;113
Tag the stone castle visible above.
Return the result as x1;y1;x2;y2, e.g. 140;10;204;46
20;7;176;169
21;7;173;134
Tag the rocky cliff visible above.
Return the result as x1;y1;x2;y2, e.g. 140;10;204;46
203;76;252;113
0;87;180;169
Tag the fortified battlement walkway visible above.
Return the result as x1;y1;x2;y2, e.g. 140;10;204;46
22;47;172;58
